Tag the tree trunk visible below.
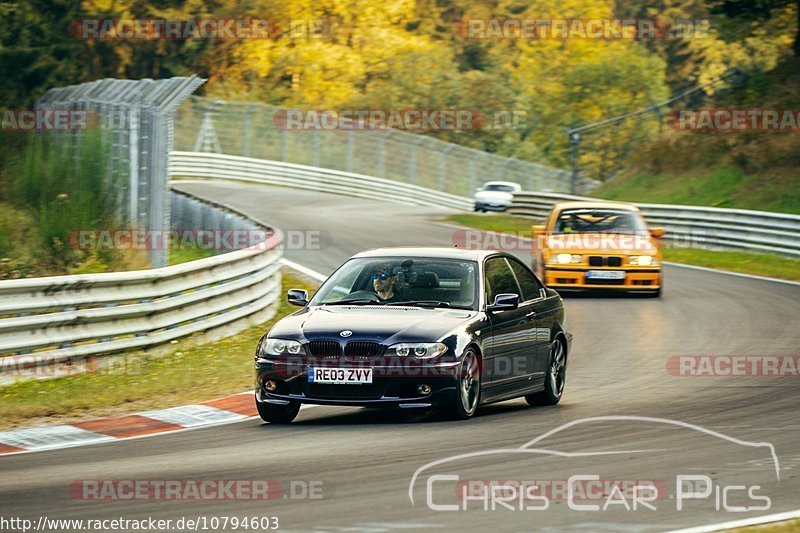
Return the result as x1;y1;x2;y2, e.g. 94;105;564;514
795;0;800;56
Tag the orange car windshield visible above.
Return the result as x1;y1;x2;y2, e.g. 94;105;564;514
553;209;648;235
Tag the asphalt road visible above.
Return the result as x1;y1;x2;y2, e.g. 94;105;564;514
1;181;798;533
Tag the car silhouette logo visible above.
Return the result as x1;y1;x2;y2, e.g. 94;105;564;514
339;330;353;337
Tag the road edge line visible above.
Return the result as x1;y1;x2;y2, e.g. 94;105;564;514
664;508;800;532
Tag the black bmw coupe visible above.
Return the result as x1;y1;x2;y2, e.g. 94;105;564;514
255;247;571;423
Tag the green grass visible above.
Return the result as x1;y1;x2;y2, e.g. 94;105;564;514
735;519;799;532
595;166;800;214
442;213;800;281
168;246;217;265
0;270;319;430
445;213;537;234
663;248;800;281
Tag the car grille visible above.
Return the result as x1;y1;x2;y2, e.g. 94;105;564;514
304;383;387;400
306;340;384;360
586;277;625;285
344;342;383;357
307;340;342;357
588;256;623;267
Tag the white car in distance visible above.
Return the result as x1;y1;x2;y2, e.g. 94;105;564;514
473;181;522;212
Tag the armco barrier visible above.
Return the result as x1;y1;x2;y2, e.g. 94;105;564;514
0;191;282;383
508;191;800;257
168;151;474;211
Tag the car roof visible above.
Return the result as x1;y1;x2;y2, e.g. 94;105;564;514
483;181;520;187
352;246;503;261
553;200;640;212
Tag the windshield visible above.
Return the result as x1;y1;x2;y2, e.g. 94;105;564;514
552;208;648;235
483;184;517;192
309;257;479;309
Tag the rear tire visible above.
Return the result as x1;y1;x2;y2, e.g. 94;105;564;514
256;399;300;424
446;349;481;420
526;337;566;406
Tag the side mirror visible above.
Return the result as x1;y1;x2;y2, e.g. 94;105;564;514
650;227;665;238
487;293;519;312
475;187;483;193
287;289;309;307
532;224;546;236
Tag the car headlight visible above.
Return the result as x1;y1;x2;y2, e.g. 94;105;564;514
555;253;582;264
387;342;447;359
260;338;305;357
629;255;656;266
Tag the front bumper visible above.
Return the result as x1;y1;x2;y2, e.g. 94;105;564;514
475;202;510;212
255;358;461;408
544;266;661;291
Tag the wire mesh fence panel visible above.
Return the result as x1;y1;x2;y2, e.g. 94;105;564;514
175;97;573;197
36;76;205;267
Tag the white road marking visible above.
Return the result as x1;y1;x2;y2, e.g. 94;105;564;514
281;258;328;282
664;508;800;532
139;404;246;427
0;425;114;451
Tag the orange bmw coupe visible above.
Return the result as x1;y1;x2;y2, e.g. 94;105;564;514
532;201;664;296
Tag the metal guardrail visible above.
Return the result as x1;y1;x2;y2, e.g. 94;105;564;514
0;192;283;383
169;151;474;211
509;191;800;257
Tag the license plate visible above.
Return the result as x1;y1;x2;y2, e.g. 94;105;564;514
308;367;373;384
586;270;625;280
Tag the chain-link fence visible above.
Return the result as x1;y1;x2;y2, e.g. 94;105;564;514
35;76;206;267
174;97;575;197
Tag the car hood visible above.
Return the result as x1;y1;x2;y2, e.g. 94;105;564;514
269;305;479;344
545;232;659;255
475;190;513;202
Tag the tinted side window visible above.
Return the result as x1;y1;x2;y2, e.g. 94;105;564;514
507;258;543;301
484;258;520;302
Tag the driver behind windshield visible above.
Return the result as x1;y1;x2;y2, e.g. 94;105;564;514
371;264;406;303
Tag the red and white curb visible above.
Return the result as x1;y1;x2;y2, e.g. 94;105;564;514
0;391;265;456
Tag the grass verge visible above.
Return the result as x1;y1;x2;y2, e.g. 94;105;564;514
594;166;800;215
0;269;318;430
441;213;800;282
735;519;800;532
168;247;217;265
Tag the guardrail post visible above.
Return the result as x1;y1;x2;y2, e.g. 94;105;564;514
346;130;355;172
439;145;454;191
128;105;139;223
469;152;484;193
311;129;320;168
408;137;424;184
242;105;254;157
377;131;393;178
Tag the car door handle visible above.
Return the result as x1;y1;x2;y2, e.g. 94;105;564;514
525;311;537;320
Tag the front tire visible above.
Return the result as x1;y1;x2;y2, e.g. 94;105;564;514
526;337;566;406
446;349;481;420
256;399;300;424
